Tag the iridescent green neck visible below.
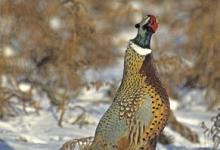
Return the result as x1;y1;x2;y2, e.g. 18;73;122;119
131;31;153;49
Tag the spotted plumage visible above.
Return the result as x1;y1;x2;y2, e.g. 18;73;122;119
60;15;170;150
91;40;170;149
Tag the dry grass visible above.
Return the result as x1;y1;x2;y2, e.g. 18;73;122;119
0;0;137;124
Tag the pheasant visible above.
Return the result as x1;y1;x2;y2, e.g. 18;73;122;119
60;15;170;150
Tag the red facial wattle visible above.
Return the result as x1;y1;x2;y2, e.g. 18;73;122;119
148;15;158;33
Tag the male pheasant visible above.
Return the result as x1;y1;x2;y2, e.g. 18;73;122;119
90;15;170;150
60;15;170;150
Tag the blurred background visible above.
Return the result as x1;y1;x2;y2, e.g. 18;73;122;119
0;0;219;150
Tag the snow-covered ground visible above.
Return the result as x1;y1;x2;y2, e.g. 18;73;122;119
0;83;216;150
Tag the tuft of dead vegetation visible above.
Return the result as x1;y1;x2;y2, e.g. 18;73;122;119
183;1;220;109
151;0;220;109
201;108;220;149
0;0;138;124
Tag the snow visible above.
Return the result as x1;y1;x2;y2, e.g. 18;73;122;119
170;99;179;110
0;83;216;150
83;62;123;83
50;17;61;30
1;46;16;57
18;83;31;92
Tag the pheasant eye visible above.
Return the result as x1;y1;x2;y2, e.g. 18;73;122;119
135;23;140;28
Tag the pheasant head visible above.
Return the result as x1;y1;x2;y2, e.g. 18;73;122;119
132;15;158;49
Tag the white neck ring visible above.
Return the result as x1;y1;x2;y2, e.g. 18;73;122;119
129;41;152;55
